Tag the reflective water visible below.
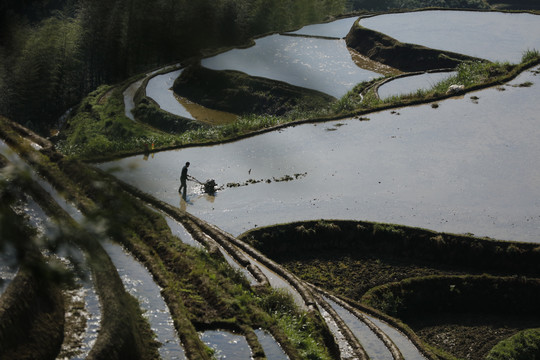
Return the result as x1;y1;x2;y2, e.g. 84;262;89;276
100;67;540;243
102;240;186;359
202;35;379;98
286;16;359;38
325;297;393;360
360;10;540;63
377;71;456;99
0;248;16;295
254;329;289;360
72;273;101;360
200;330;251;359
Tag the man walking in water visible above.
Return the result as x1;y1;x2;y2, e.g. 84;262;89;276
179;161;191;198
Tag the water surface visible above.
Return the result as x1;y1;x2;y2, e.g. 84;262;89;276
202;35;379;98
360;10;540;63
200;330;251;359
254;329;289;360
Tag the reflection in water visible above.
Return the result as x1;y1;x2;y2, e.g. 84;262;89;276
202;35;380;98
360;10;540;63
377;71;456;99
174;95;238;125
254;329;289;360
200;330;251;360
100;68;540;243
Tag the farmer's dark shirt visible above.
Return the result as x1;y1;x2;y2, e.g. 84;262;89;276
181;165;188;181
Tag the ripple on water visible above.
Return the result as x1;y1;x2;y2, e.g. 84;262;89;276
200;330;251;360
254;329;289;360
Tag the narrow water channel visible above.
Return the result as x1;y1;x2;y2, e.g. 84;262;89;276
102;240;186;360
200;330;251;359
324;297;393;360
364;314;426;360
254;329;289;360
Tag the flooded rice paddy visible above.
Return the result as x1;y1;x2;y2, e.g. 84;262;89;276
101;67;540;243
201;34;379;98
360;10;540;63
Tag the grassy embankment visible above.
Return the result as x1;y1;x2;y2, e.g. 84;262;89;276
239;220;540;360
1;115;338;360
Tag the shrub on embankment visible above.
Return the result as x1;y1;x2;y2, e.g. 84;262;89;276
486;328;540;360
240;220;540;276
0;260;64;360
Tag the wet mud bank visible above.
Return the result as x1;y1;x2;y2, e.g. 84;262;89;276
173;64;336;116
345;20;484;72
